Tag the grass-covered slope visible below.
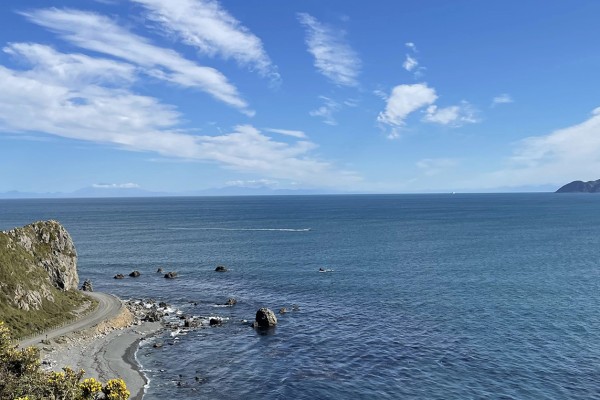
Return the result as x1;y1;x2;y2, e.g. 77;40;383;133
0;221;94;338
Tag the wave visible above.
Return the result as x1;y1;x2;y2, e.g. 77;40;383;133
168;227;311;232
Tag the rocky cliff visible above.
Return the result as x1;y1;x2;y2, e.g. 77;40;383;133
556;179;600;193
0;220;88;336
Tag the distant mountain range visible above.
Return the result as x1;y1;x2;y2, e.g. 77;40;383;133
0;186;332;199
556;179;600;193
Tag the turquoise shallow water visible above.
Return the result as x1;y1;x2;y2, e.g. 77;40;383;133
2;194;600;399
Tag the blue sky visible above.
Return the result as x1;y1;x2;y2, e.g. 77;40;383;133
1;0;599;194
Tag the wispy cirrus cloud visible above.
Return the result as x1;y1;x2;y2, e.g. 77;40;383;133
4;42;136;86
424;102;478;126
0;44;359;188
309;96;341;125
132;0;280;84
20;7;253;115
492;93;513;106
297;12;361;87
459;107;600;189
264;128;307;139
402;42;425;78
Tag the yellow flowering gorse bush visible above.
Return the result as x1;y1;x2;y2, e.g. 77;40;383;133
0;321;130;399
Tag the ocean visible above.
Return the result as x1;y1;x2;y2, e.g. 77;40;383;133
1;194;600;399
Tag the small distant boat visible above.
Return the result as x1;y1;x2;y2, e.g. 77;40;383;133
318;267;334;273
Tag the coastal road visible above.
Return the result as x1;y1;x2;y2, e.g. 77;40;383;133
19;292;122;348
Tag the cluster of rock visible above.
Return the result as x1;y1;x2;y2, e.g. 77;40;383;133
113;270;142;279
124;299;226;333
112;264;234;281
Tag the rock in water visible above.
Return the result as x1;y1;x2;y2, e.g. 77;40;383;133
255;308;277;328
129;270;141;277
157;267;164;273
164;271;178;279
215;265;228;272
225;297;237;306
81;279;93;292
4;220;79;291
114;274;125;279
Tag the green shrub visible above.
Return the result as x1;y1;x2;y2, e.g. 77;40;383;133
0;321;129;400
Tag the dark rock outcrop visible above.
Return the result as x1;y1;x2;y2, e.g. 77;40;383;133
143;309;164;322
215;265;228;272
157;267;164;274
254;308;277;328
129;270;141;277
184;318;201;328
164;271;178;279
556;179;600;193
81;279;93;292
225;298;237;306
114;274;125;279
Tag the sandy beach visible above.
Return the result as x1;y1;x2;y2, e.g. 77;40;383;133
34;300;163;400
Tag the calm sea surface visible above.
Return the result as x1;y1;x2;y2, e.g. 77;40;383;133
1;194;600;399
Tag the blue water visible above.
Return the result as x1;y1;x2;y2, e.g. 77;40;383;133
2;194;600;399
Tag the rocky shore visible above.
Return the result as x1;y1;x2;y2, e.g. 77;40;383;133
38;297;233;400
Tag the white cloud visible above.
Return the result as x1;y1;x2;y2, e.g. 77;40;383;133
264;128;307;139
21;7;252;115
92;183;141;189
468;107;600;189
402;41;425;78
423;101;478;126
403;54;418;72
225;179;279;188
132;0;280;83
377;83;438;135
416;158;458;176
4;42;136;87
492;93;513;106
0;47;359;188
309;96;340;125
297;13;361;87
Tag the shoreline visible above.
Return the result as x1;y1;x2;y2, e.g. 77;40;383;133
124;338;145;400
39;302;163;400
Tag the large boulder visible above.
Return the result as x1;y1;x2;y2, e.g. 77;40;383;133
215;265;228;272
4;220;78;291
164;271;178;279
225;297;237;306
254;308;277;328
81;279;94;292
129;270;141;277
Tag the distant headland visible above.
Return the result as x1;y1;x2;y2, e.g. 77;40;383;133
556;179;600;193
